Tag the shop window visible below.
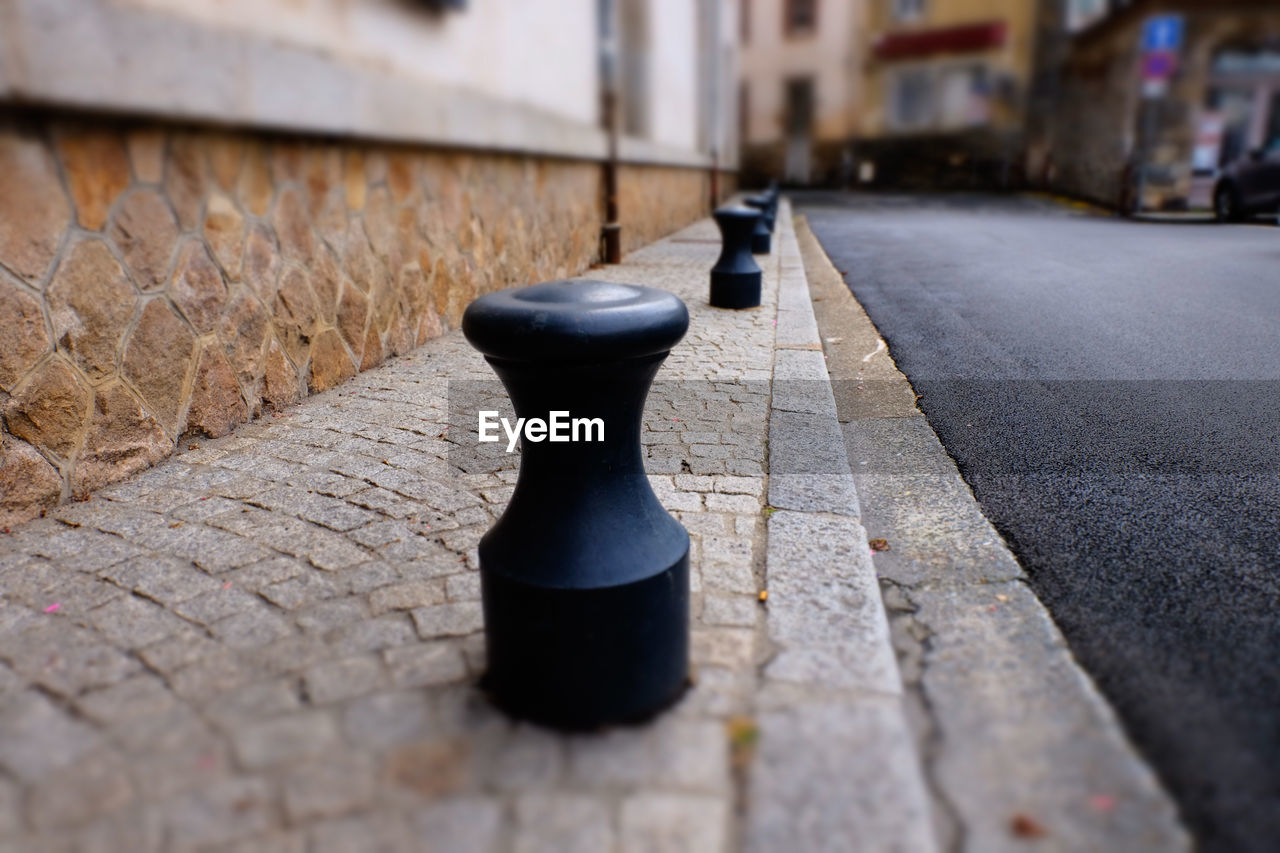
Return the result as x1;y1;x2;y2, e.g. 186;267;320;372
938;65;991;129
889;68;933;130
892;0;925;22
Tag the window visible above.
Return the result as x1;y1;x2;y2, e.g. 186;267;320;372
938;65;991;129
1066;0;1107;32
619;0;650;137
741;0;751;44
784;77;814;137
739;81;750;146
784;0;816;36
891;0;925;22
888;68;933;130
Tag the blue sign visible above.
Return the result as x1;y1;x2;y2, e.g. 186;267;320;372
1142;15;1184;53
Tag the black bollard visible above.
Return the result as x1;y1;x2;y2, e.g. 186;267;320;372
745;194;776;236
462;280;691;729
710;206;763;309
750;208;772;255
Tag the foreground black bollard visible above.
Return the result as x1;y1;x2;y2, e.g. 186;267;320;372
462;280;691;729
710;206;763;309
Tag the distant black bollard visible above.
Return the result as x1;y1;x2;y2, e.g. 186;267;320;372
750;209;772;255
745;193;777;236
710;206;764;309
462;280;691;729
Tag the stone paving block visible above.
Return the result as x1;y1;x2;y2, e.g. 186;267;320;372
412;601;484;639
337;560;399;593
208;607;295;650
620;793;729;853
912;581;1189;852
327;613;417;655
25;748;135;831
444;571;481;602
704;492;759;514
260;570;343;610
9;631;140;697
101;701;211;755
294;598;369;635
75;674;177;724
347;519;414;549
174;586;264;626
0;691;102;783
282;751;377;821
249;487;378;532
232;710;341;769
514;794;614;853
748;695;936;853
113;555;223;606
304;655;386;704
341;690;435;750
86;594;188;648
410;796;503;852
167;649;253;703
308;811;413;853
162;777;277;848
369;580;448;615
702;593;758;627
763;511;899;695
383;642;468;688
135;626;222;674
204;678;302;730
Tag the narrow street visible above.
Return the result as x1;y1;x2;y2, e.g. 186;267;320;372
801;193;1280;852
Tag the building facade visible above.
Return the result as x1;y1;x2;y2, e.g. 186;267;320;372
738;0;868;186
1038;0;1280;212
0;0;740;525
853;0;1043;188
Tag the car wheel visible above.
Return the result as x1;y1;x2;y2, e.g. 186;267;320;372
1214;183;1244;222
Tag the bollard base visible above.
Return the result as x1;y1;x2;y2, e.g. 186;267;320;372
479;552;690;730
710;270;763;310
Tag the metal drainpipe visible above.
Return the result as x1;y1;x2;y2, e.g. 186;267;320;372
708;0;721;210
600;0;622;264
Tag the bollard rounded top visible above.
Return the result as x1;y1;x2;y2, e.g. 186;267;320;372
462;279;689;362
713;205;761;223
742;195;769;210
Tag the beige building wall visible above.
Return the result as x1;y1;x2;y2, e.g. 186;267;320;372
860;0;1040;139
738;0;869;184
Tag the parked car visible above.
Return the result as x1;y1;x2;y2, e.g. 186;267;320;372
1213;144;1280;222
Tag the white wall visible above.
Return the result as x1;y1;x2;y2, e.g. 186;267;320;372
0;0;739;167
123;0;601;128
647;0;700;150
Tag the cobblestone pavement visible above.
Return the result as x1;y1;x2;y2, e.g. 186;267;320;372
0;213;784;851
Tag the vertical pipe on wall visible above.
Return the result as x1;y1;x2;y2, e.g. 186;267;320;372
599;0;623;264
707;0;722;210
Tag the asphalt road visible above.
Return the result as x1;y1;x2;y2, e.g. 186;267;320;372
800;193;1280;852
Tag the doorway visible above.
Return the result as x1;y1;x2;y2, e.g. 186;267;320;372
784;76;814;184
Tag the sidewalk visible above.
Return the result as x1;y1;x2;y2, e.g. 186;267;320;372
0;204;1179;851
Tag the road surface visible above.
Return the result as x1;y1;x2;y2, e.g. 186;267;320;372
800;193;1280;852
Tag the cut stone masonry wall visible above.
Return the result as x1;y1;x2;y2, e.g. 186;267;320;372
0;116;730;526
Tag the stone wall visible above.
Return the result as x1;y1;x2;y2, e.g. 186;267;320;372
0;116;718;525
617;166;735;254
